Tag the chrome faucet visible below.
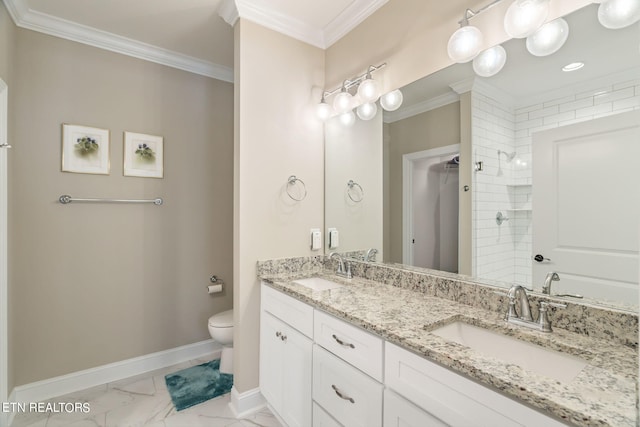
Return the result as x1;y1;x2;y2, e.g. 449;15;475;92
329;252;352;279
541;272;583;299
542;272;560;295
507;285;533;321
365;248;378;262
505;285;566;332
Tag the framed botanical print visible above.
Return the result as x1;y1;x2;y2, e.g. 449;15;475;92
123;132;164;178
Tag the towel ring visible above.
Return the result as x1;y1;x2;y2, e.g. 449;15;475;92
347;180;364;203
287;175;307;201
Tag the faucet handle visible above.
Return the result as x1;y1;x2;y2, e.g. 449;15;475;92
538;301;566;332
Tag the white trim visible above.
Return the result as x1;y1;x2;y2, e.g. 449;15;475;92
3;0;233;82
10;340;221;404
402;144;460;266
234;0;388;49
218;0;240;26
237;1;324;48
0;79;8;427
384;91;459;123
6;389;16;427
228;386;266;418
323;0;389;48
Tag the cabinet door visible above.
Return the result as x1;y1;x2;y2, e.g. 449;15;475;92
383;389;447;427
260;311;285;413
280;323;313;427
260;311;312;427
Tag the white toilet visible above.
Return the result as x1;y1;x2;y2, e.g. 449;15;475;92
208;309;234;374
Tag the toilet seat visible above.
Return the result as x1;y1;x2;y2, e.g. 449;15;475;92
208;309;233;328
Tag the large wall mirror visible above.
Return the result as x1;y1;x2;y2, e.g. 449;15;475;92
324;3;639;311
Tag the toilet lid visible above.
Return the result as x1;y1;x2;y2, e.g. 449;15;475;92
209;309;233;327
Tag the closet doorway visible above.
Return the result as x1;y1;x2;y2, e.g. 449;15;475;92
402;144;459;271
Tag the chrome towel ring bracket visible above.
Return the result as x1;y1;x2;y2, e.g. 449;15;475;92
347;180;364;203
286;175;307;201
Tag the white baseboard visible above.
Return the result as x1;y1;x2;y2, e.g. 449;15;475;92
10;339;221;405
228;386;266;418
4;388;16;427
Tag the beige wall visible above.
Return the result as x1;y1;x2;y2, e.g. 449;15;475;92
9;28;233;387
384;103;460;263
233;19;324;393
325;0;592;94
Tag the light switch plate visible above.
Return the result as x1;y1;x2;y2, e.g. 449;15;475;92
311;228;322;250
328;228;339;249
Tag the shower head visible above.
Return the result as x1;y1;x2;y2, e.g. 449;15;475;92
498;150;516;162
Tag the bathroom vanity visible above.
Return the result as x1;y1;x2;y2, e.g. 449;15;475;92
257;260;638;427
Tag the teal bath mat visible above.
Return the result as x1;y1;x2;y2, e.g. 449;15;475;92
165;359;233;411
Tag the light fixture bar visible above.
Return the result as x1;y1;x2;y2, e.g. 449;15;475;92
323;63;387;98
458;0;504;25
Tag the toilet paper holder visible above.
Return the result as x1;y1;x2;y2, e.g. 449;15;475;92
207;275;224;294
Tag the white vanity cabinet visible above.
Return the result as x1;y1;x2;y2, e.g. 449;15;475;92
260;285;313;427
385;343;568;427
383;389;448;427
260;283;570;427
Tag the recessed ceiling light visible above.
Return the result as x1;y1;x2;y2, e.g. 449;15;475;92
562;62;585;72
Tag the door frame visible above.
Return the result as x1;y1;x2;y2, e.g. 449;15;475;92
0;77;8;410
402;144;459;265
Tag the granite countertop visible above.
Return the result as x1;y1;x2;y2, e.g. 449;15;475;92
259;271;638;427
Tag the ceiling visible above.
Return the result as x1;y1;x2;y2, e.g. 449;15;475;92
3;0;389;81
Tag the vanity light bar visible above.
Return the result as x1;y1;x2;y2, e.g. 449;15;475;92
322;63;387;99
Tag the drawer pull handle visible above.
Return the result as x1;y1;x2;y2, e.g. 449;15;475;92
331;385;355;404
332;334;355;349
280;334;287;342
275;331;281;338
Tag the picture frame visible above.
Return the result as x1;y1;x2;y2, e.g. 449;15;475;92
61;124;110;175
123;132;164;178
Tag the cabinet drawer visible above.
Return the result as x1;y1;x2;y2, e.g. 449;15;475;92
261;283;313;338
383;389;447;427
313;402;343;427
313;345;383;427
314;309;383;381
385;343;567;427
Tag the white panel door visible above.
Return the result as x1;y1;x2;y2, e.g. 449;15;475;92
533;111;640;305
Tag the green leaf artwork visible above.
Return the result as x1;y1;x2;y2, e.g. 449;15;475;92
75;136;99;155
135;143;156;161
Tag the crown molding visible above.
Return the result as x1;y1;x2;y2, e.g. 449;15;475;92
218;0;239;26
384;91;460;123
3;0;234;82
236;0;324;48
229;0;388;49
323;0;389;48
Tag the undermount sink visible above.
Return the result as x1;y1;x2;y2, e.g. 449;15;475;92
292;277;344;291
431;321;588;383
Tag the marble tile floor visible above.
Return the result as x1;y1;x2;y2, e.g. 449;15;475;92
11;358;282;427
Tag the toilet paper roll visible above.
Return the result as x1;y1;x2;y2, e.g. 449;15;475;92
207;284;223;294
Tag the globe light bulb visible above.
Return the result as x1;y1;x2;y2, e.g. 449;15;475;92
526;18;569;56
447;25;483;63
504;0;550;38
333;90;353;114
380;89;404;111
316;98;333;121
339;110;356;127
356;102;378;121
473;45;507;77
357;77;381;103
598;0;640;29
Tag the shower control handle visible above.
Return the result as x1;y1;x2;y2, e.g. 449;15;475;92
534;254;551;263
